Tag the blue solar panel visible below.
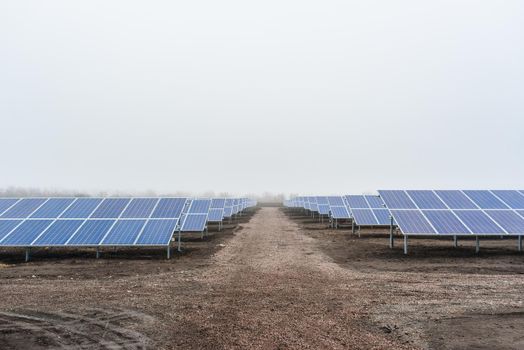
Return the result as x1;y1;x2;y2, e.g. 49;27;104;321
32;220;84;246
434;190;477;209
90;198;131;218
351;209;378;225
211;198;226;209
453;210;505;234
318;204;330;215
1;198;48;218
365;196;384;209
317;197;329;205
0;199;19;216
30;198;76;218
120;198;158;218
0;220;53;246
390;210;435;234
422;210;471;234
207;208;224;221
223;207;233;218
181;214;207;232
346;195;369;208
330;206;350;219
406;190;447;209
491;190;524;209
101;220;146;245
136;219;178;245
484;210;524;234
0;220;22;241
463;190;508;209
60;198;103;218
151;198;186;218
373;209;393;225
189;199;211;214
67;220;115;245
379;191;417;209
327;197;345;206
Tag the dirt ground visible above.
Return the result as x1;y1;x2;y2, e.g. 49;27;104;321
0;207;523;349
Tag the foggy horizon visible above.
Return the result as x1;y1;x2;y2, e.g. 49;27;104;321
2;1;523;196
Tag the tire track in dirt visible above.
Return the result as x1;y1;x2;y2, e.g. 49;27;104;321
0;308;152;349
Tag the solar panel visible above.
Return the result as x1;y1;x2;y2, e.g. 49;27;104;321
188;199;211;214
373;209;393;225
0;198;48;218
317;197;329;205
406;190;447;209
32;220;84;246
60;198;103;218
66;220;116;246
318;204;330;215
327;196;345;206
30;198;76;218
101;220;146;245
90;198;131;218
351;209;378;225
1;220;53;246
136;219;178;245
378;191;417;209
434;190;477;209
121;198;158;218
484;210;524;233
365;196;385;209
390;210;435;234
211;198;226;209
180;214;207;232
491;190;524;209
463;190;509;209
0;199;20;216
330;206;350;219
207;208;224;222
152;198;186;218
453;210;505;234
346;195;368;208
223;207;233;218
0;220;23;241
422;210;471;235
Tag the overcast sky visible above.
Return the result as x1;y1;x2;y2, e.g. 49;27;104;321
1;1;523;196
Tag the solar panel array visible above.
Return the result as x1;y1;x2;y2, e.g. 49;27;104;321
378;190;524;236
0;197;257;254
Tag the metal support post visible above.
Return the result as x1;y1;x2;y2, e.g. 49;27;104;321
96;248;100;259
453;235;458;248
475;236;480;254
25;248;30;262
518;236;522;252
403;235;408;255
167;246;171;259
177;230;182;252
389;217;394;249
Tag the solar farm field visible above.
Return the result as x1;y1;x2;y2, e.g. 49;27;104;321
1;205;524;349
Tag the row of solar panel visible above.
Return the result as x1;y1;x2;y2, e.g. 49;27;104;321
0;219;178;246
0;197;250;220
284;195;391;226
378;190;524;210
0;197;256;248
378;190;524;236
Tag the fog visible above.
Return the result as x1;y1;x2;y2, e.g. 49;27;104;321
1;1;523;197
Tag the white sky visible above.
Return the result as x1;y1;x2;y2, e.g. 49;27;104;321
1;1;523;196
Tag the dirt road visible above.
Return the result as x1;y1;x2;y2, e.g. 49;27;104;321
175;207;403;349
1;207;524;349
